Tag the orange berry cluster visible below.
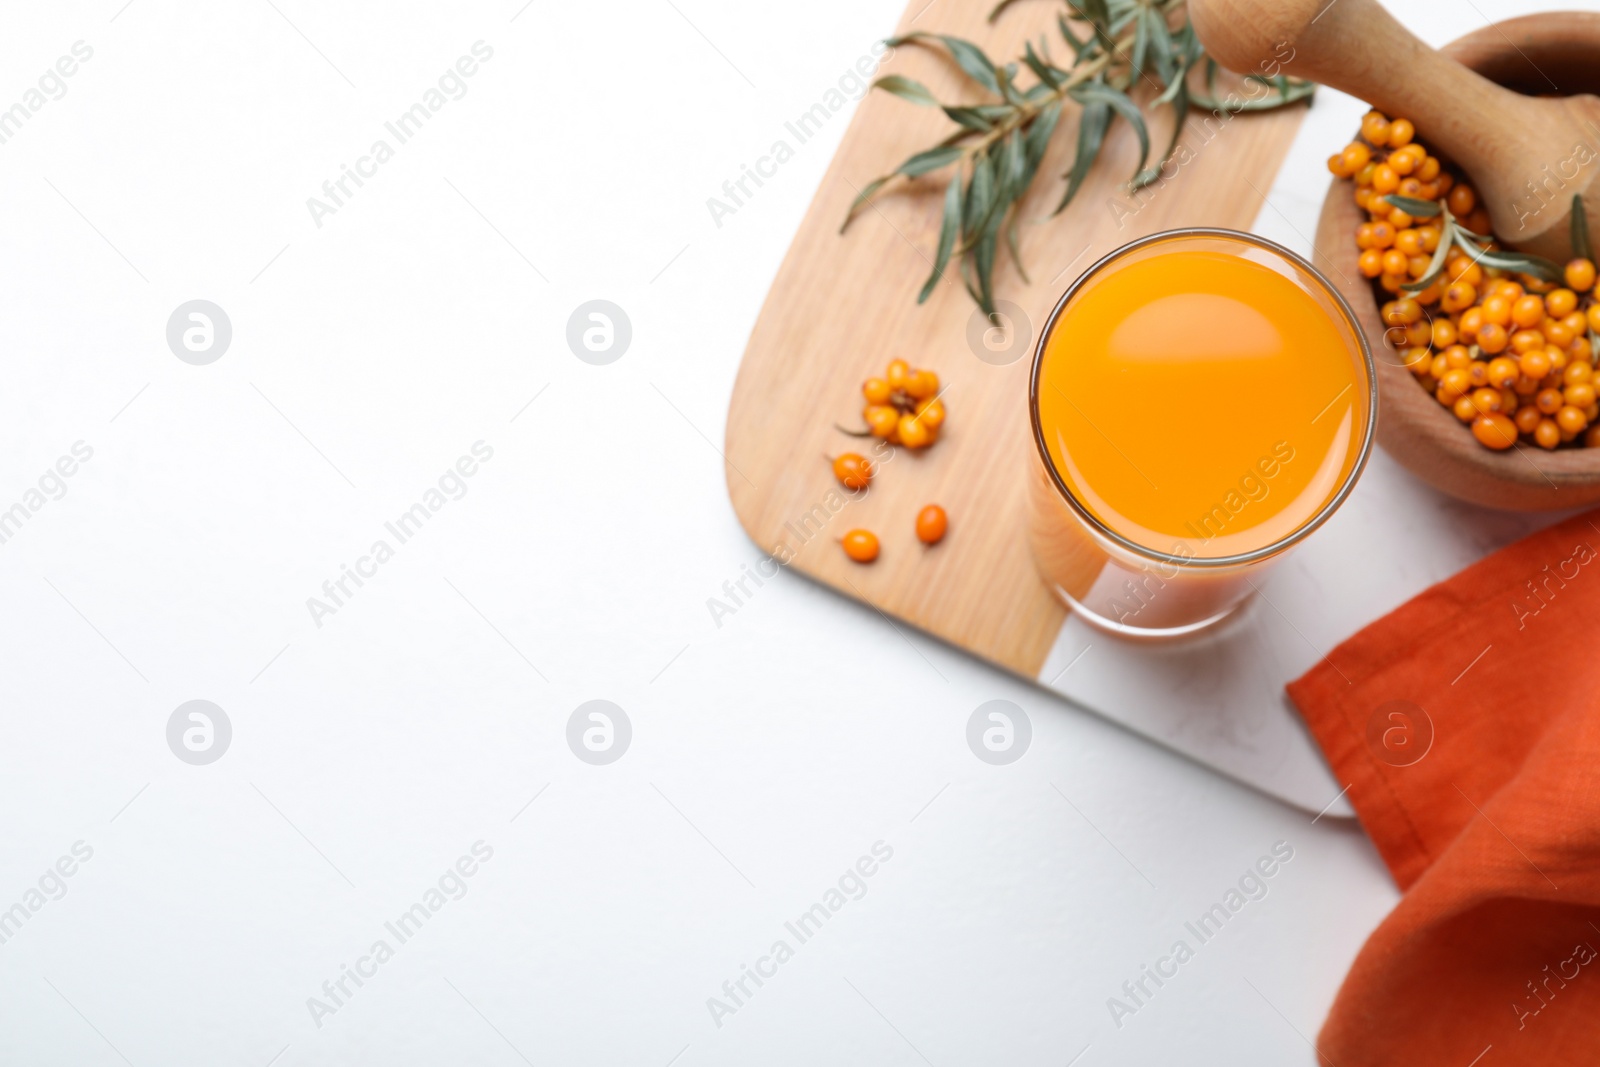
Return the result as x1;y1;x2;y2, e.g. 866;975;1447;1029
1330;110;1600;451
861;358;946;449
828;359;953;563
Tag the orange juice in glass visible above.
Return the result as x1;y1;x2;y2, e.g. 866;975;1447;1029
1027;229;1375;638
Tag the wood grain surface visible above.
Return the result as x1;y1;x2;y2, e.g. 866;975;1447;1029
723;0;1309;677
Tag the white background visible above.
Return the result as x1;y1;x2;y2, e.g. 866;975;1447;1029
0;0;1571;1064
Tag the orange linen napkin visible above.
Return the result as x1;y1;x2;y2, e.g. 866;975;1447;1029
1287;507;1600;1066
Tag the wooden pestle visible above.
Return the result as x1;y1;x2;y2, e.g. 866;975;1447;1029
1189;0;1600;262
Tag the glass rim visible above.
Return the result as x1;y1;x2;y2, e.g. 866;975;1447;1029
1027;226;1378;570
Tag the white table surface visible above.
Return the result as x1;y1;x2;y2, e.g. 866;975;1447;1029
0;1;1578;1064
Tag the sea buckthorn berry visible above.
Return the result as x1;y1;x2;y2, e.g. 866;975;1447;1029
1341;142;1372;173
1405;320;1432;347
1520;349;1552;379
841;529;879;563
1545;321;1576;348
1473;412;1518;450
1565;360;1593;385
831;452;873;491
1546;288;1579;318
1450;260;1484;287
1566;382;1597;409
1453;395;1478;422
1389;208;1415;229
1447;184;1477;216
864;404;899;438
1398;178;1425;198
1404;347;1432;376
1511;330;1546;354
1391;298;1423;325
1356;223;1376;248
1535;418;1562;449
1514;373;1543;396
915;504;948;545
1417;180;1441;200
1563;311;1588;335
1477;322;1509;354
1429;353;1449;378
1481;296;1512;326
1354;186;1374;209
1488;357;1521;387
1466;208;1493;235
1388;153;1416;178
1548;346;1569;373
1492;280;1525;301
1438;368;1472;402
1396;229;1423;255
904;369;939;399
1516;404;1544;433
863;377;892;405
1388;118;1416;147
1369;222;1396;248
1380;273;1407;293
1417;156;1441;182
1328;153;1352;178
1501;386;1519;412
1589;305;1600;334
1536;388;1565;415
1512;295;1546;328
1561;405;1592;435
1470;387;1502;415
1418;225;1441;252
1467;362;1490;387
1372;165;1400;194
1441;282;1476;313
1566;258;1597;292
897;413;933;449
1359;249;1384;278
1407;255;1431;278
1437;173;1455;194
1433;319;1459;348
1361;112;1391;144
1459;306;1484;339
914;397;946;429
1415;281;1444;305
1443;344;1472;368
886;359;911;389
1355;162;1378;187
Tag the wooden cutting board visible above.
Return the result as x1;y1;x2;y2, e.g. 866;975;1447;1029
723;1;1315;792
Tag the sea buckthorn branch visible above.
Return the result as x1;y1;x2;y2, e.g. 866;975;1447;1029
839;0;1313;314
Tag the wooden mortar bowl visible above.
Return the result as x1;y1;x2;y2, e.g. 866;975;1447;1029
1313;11;1600;511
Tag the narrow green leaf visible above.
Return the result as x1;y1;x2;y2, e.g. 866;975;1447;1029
964;153;996;244
1071;82;1149;180
1058;13;1090;58
1451;228;1564;282
1022;40;1064;89
1382;194;1441;218
974;223;999;315
897;145;965;178
986;0;1025;21
840;175;892;232
919;176;964;303
884;32;1001;95
873;74;939;107
1054;100;1110;214
943;107;995;131
1402;212;1455;292
1572;193;1593;263
1133;83;1187;190
1026;99;1064;168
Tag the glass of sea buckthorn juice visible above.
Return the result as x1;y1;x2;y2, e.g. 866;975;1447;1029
1028;229;1376;638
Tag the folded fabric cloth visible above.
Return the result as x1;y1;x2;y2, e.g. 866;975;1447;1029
1288;507;1600;1066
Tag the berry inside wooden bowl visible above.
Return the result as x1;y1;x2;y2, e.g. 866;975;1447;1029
1312;11;1600;510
